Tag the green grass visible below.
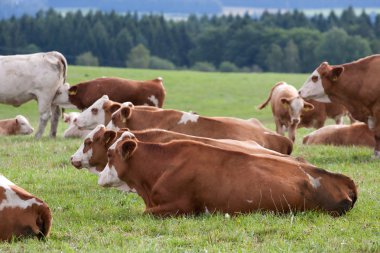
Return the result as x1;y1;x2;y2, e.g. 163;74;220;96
0;67;379;252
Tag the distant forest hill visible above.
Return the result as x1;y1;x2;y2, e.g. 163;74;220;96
0;7;380;73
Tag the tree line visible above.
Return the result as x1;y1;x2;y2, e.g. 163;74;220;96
0;7;379;73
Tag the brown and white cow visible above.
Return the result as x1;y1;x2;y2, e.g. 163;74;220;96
258;82;314;142
105;104;293;154
0;115;34;136
303;123;375;148
54;77;165;110
62;112;91;138
98;132;357;217
70;125;289;176
299;55;380;157
0;175;52;241
0;52;67;139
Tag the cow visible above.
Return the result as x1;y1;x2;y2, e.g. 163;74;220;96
0;174;52;241
298;55;380;157
103;103;293;154
303;123;375;148
258;82;314;142
53;76;165;110
70;125;289;176
98;131;357;217
0;115;34;136
0;51;67;139
62;112;91;138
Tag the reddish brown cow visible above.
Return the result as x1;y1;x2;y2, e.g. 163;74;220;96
0;115;34;136
55;77;165;110
0;175;52;241
303;123;375;147
299;55;380;157
98;132;357;217
107;105;293;154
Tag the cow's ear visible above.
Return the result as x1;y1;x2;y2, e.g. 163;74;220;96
63;113;70;123
280;98;290;109
15;118;19;124
120;107;132;121
329;66;344;82
303;101;314;112
119;140;137;160
109;103;121;114
103;130;116;147
68;86;77;96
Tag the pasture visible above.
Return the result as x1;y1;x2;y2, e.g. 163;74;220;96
0;66;379;252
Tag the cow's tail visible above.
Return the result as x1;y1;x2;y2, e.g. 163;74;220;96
257;82;285;110
155;77;166;108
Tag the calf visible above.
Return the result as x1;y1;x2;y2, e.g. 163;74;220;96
298;55;380;157
0;51;67;139
0;115;34;136
62;112;91;138
0;175;52;241
54;77;165;110
105;104;293;154
258;82;314;141
98;132;357;217
303;123;375;148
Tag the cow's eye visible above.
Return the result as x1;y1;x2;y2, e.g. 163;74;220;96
311;75;318;83
84;139;92;146
91;108;98;115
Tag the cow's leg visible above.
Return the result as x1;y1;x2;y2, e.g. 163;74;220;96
49;104;60;138
144;201;192;217
335;115;344;125
35;101;52;139
288;123;297;142
275;118;284;136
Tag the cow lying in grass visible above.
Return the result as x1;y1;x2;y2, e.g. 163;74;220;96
0;175;52;241
62;112;91;138
98;131;357;217
0;115;34;136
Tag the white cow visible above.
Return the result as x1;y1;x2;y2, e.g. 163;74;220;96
0;51;67;139
63;112;91;138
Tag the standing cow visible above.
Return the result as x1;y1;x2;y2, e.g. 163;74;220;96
298;55;380;157
0;51;67;139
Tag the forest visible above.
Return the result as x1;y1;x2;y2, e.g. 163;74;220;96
1;6;380;73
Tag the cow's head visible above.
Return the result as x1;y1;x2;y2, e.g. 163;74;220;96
53;83;75;108
63;112;79;125
71;124;120;174
299;62;344;102
75;95;121;130
106;103;134;130
0;175;52;241
280;97;314;124
15;115;34;135
98;131;136;192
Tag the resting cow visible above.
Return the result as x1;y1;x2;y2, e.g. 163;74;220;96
0;175;52;241
299;55;380;157
0;51;67;139
303;123;375;148
0;115;34;136
54;77;165;110
62;112;91;138
98;132;357;217
258;82;314;141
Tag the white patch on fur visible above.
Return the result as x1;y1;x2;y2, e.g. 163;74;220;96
88;167;100;175
368;116;375;130
53;82;76;108
147;95;159;107
205;206;210;215
289;97;304;122
246;200;253;203
75;95;108;129
306;173;321;189
178;111;199;125
15;115;34;134
98;164;130;190
299;70;331;102
106;120;119;131
109;131;135;150
0;175;41;211
63;112;91;138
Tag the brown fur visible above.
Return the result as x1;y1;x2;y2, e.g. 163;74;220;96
0;119;19;135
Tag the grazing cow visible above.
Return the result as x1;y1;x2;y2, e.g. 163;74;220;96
299;99;353;129
70;126;288;175
53;77;165;110
62;112;91;138
298;55;380;157
98;132;357;217
258;82;314;141
104;104;293;154
0;51;67;139
0;175;52;241
0;115;34;136
303;123;375;148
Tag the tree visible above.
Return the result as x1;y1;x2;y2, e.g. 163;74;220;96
219;61;238;72
149;56;176;70
283;40;301;73
314;27;349;64
191;62;216;72
264;44;284;72
76;51;99;66
126;44;150;69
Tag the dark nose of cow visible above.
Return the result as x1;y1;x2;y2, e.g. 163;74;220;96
292;119;300;124
70;157;82;169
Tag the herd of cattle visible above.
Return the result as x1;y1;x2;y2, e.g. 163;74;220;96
0;51;378;241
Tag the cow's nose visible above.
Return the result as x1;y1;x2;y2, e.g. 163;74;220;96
70;157;82;169
292;119;300;124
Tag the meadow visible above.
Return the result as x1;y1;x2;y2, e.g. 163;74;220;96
0;66;379;252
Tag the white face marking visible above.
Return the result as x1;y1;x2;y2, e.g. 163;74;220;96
15;115;34;134
106;120;119;131
75;95;108;129
98;164;129;190
122;102;134;108
53;82;76;108
306;173;321;189
147;95;159;107
289;98;304;122
71;125;104;169
299;70;331;102
0;175;41;211
178;111;199;125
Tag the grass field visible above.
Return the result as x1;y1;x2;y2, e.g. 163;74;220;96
0;66;379;252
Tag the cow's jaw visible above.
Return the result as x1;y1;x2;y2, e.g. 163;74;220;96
98;164;125;188
299;70;331;103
